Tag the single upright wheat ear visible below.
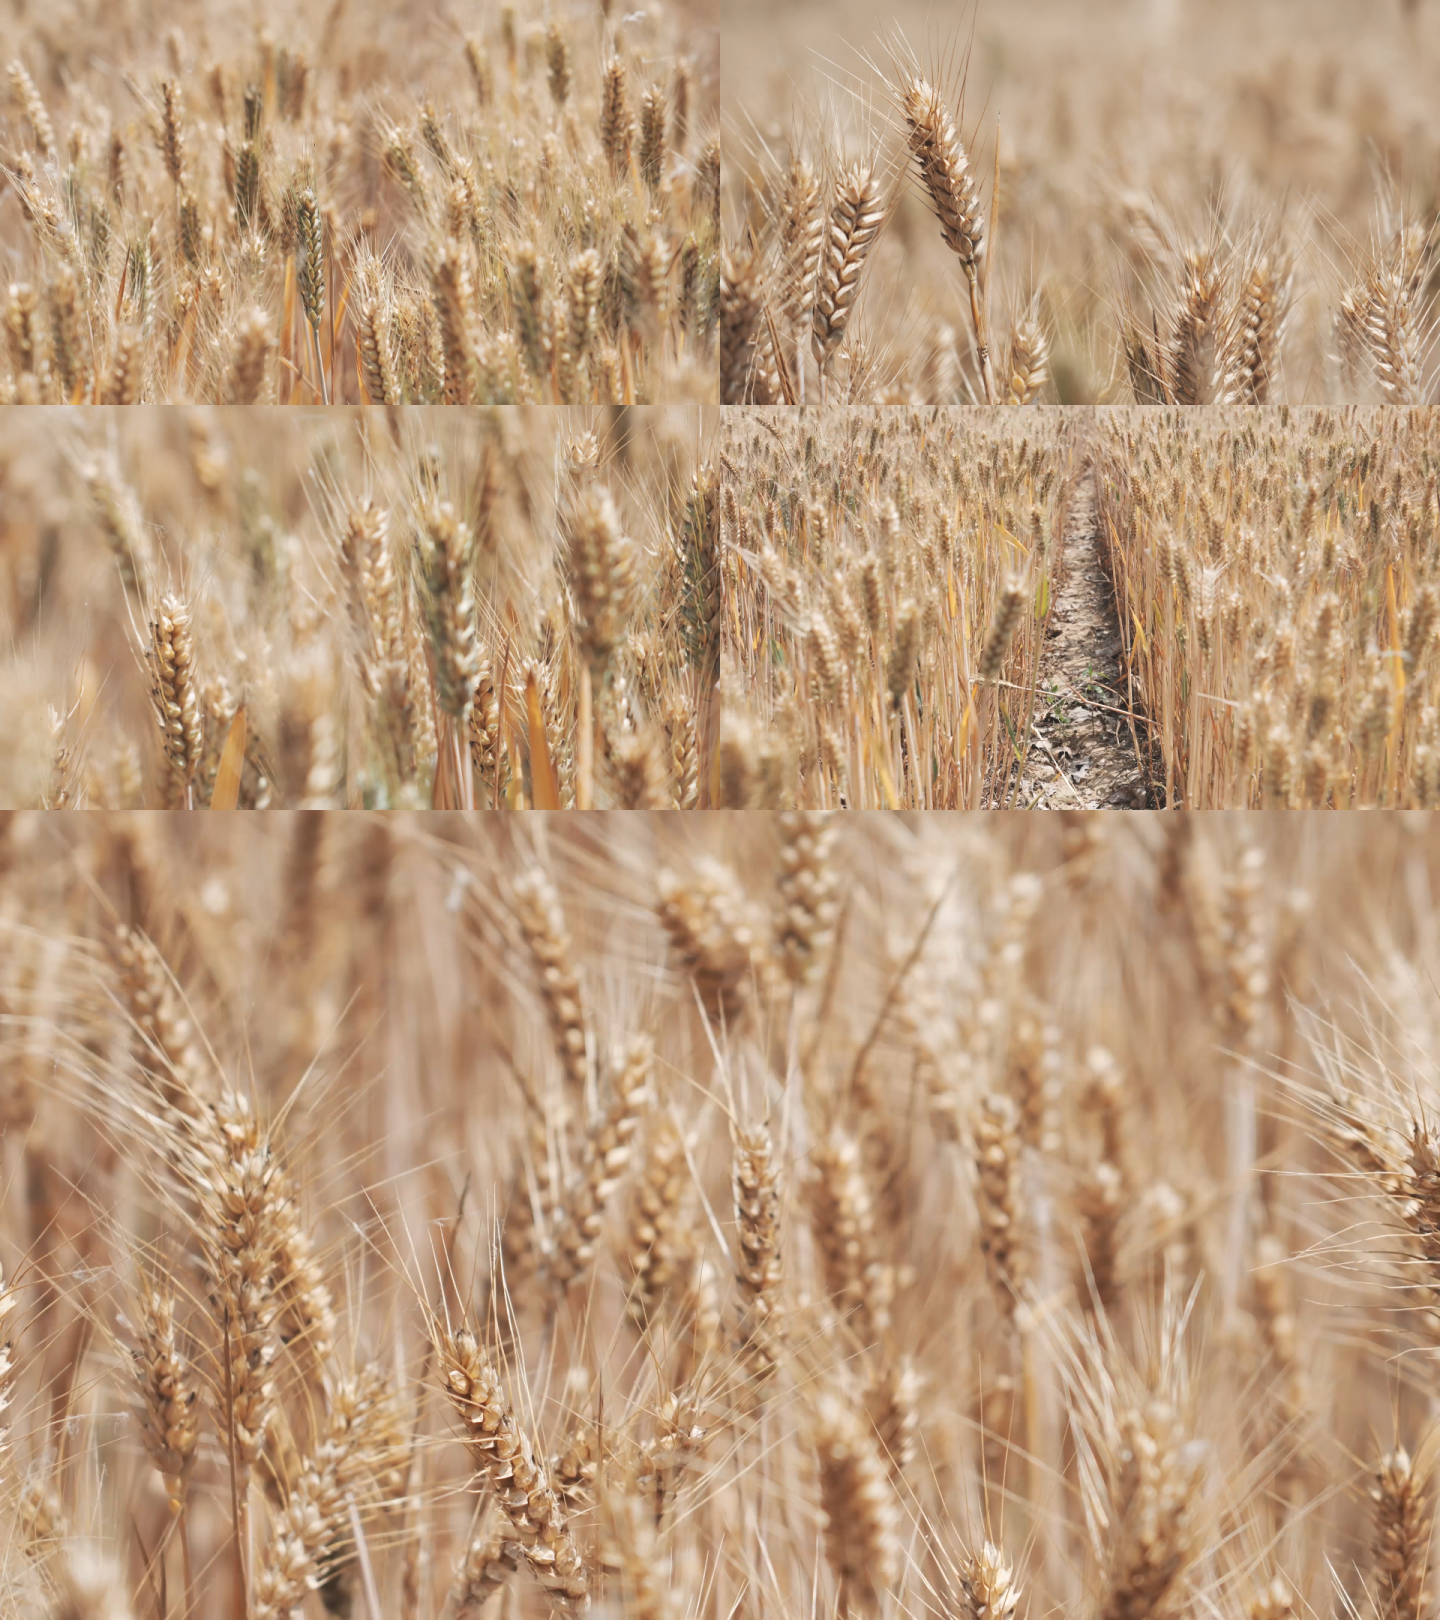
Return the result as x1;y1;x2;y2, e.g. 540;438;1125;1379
549;1037;652;1285
295;187;327;400
1169;250;1222;405
1374;1447;1432;1620
130;1276;200;1511
1231;255;1289;403
148;592;203;808
960;1542;1022;1620
778;157;823;399
774;810;840;984
808;1127;893;1344
656;857;761;1025
566;486;633;677
513;865;590;1102
1007;296;1049;404
229;306;273;403
733;1123;783;1375
416;498;480;726
1098;1399;1204;1620
252;1365;405;1620
973;1093;1025;1316
721;246;763;404
813;1391;902;1618
811;163;885;384
978;580;1026;684
600;57;634;177
1356;266;1423;406
899;74;994;399
189;1088;283;1479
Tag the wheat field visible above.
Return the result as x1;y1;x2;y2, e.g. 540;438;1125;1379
721;0;1440;405
1;0;718;403
0;405;719;811
8;13;1440;1620
1097;406;1440;808
10;404;1440;812
4;810;1440;1620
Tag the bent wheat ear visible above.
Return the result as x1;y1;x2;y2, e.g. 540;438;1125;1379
7;59;56;159
899;75;985;272
436;1326;589;1610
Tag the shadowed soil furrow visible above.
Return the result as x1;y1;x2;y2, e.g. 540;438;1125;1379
1017;466;1151;808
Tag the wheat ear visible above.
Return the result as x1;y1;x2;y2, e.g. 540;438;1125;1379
437;1326;589;1611
147;592;203;808
252;1366;404;1620
899;75;992;400
1374;1447;1433;1620
811;163;885;396
813;1391;902;1618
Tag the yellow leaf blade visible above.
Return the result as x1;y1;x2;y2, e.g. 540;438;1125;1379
526;666;562;810
209;708;247;809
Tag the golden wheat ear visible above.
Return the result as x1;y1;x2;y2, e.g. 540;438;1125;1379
147;590;204;809
1006;292;1050;404
811;162;886;396
435;1325;589;1610
812;1389;903;1617
897;73;995;399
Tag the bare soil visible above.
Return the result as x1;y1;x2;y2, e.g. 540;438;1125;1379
1014;466;1153;809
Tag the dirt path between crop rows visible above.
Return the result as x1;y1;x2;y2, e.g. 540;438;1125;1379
1014;465;1153;808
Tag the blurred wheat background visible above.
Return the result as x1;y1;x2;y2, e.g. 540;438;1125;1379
0;405;716;811
6;811;1440;1620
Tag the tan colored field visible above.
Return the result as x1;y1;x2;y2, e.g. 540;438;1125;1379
0;405;717;811
1;0;718;403
6;811;1440;1620
1097;405;1440;807
10;403;1440;811
717;407;1079;809
722;0;1440;404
